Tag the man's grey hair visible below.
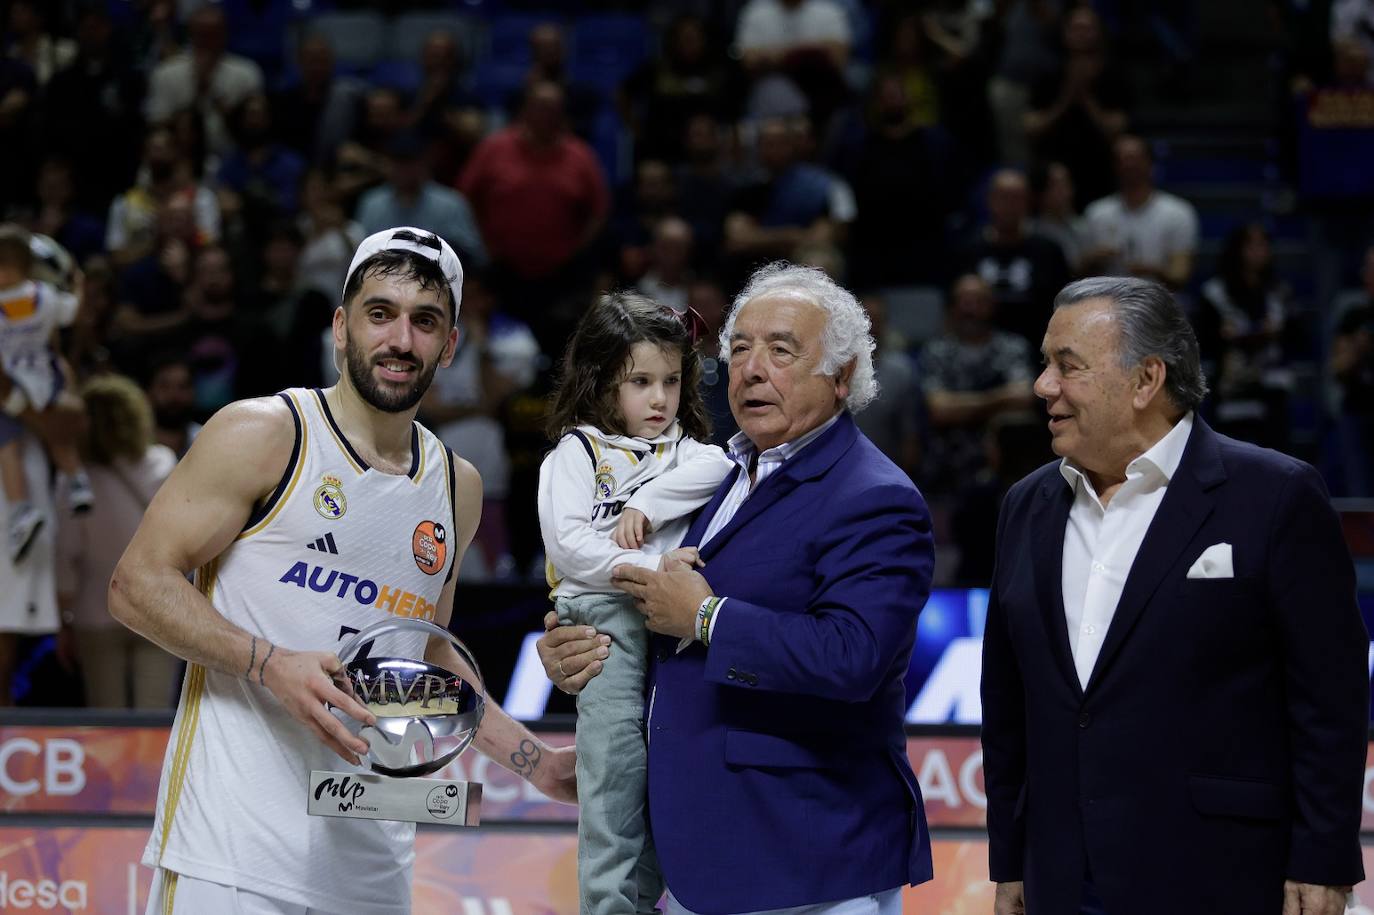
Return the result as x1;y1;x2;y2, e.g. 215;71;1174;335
1054;276;1209;412
719;262;878;411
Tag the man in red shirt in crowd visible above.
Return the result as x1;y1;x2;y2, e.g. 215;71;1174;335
458;80;609;351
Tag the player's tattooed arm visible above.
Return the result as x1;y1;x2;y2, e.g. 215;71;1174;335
510;739;542;778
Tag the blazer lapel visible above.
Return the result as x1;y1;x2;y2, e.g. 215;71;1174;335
1033;470;1082;698
697;413;856;560
1083;419;1226;694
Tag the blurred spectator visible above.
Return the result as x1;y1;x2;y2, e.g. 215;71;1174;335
216;92;307;236
1025;6;1130;209
1331;32;1374;88
248;220;334;391
637;217;694;313
689;276;738;446
1270;0;1334;104
948;411;1051;584
355;132;486;266
109;196;203;367
957;168;1070;345
296;168;364;301
1332;243;1374;495
613;158;679;278
922;0;998;169
842;73;955;287
334;87;407;206
166;105;213;182
127;0;181;73
674;114;738;264
144;6;265;157
20;157;107;265
621;14;734;162
919;273;1036;492
42;6;146;210
458;81;609;351
874;13;941;129
420;269;539;580
724;117;852;274
244;221;331;348
269;34;362;165
1028;159;1089;273
57;374;178;709
854;293;920;478
794;238;846;279
511;22;601;141
106;125;220;267
735;0;852;130
143;354;201;457
1196;223;1295;451
1333;0;1374;76
1082;134;1199;289
180;243;276;413
409;31;484;185
64;259;118;381
1296;35;1374;312
986;0;1064;166
3;0;75;86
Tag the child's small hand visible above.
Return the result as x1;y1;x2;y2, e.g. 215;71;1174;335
613;508;651;549
659;547;703;571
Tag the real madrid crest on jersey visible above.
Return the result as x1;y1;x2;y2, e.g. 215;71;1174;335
412;520;448;575
594;461;616;501
314;474;347;519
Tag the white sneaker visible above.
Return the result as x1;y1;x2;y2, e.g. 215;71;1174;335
7;502;44;563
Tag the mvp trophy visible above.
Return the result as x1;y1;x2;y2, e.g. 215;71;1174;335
308;618;485;826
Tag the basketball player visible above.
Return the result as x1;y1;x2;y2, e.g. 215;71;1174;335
110;227;576;915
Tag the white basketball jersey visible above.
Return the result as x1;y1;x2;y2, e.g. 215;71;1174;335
144;388;459;914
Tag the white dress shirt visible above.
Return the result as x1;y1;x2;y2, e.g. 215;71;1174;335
1060;412;1194;689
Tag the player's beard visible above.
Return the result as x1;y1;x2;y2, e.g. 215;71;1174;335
344;338;439;414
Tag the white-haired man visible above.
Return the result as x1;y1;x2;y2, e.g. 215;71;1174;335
539;262;936;914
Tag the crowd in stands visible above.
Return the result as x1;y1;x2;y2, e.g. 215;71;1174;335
2;0;1373;706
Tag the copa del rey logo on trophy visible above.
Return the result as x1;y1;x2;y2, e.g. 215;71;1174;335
308;618;485;826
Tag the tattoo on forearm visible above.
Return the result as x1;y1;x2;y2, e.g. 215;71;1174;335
510;739;541;778
245;636;257;681
258;644;275;687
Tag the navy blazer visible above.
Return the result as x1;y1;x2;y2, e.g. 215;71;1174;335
646;412;935;914
981;417;1368;915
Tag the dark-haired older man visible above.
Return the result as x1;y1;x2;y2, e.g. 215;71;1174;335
982;277;1367;915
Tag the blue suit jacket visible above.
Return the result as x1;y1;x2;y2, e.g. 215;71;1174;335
981;418;1368;915
646;412;935;914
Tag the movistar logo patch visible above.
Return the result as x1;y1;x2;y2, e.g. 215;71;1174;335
278;561;437;620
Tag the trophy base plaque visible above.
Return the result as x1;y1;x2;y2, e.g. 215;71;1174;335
308;770;482;826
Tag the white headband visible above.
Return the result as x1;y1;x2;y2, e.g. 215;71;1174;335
343;226;464;318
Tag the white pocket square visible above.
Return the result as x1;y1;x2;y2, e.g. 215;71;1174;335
1186;543;1233;579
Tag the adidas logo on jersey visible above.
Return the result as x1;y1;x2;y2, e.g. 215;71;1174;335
306;533;339;554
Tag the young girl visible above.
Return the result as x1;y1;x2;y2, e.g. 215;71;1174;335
538;292;732;915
